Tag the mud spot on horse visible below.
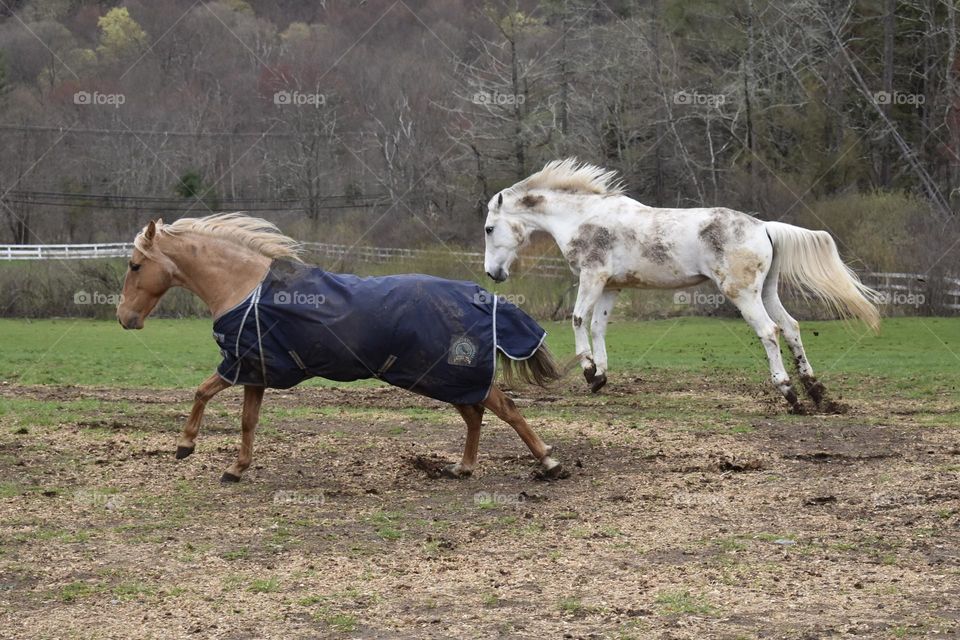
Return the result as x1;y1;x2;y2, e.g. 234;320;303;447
698;218;727;257
569;224;613;267
520;194;545;210
508;221;527;247
720;249;764;298
642;237;673;264
731;218;747;242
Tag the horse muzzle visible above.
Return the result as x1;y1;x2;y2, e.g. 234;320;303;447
486;268;508;283
118;311;143;330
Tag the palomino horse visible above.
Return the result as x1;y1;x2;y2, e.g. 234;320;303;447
117;213;564;482
483;159;881;412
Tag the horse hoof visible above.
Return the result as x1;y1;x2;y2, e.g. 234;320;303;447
220;472;242;483
801;376;827;405
583;364;597;384
175;445;194;460
544;462;565;479
441;464;471;479
590;373;607;393
535;458;568;480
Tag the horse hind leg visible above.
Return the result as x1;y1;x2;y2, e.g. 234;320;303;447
483;387;563;478
221;385;265;483
443;404;484;479
724;277;804;413
761;264;835;411
588;290;619;393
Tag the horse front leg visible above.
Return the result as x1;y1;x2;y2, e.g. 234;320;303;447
176;372;232;459
588;289;619;393
572;274;607;389
221;385;265;483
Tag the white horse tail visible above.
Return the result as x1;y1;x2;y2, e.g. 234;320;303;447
764;221;881;332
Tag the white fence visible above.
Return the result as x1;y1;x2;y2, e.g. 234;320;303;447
0;242;134;260
1;241;957;310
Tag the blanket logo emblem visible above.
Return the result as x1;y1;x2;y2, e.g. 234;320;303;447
448;336;478;366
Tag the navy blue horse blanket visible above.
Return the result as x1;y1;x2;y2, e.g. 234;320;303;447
212;260;547;405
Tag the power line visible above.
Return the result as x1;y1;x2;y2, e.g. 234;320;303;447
1;188;391;212
6;188;301;203
2;199;385;212
0;123;376;139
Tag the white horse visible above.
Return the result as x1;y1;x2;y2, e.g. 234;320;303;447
482;159;880;412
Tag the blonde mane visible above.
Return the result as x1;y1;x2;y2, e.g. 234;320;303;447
507;158;625;197
134;212;302;260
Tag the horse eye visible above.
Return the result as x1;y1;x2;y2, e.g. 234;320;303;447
129;262;141;272
485;226;494;235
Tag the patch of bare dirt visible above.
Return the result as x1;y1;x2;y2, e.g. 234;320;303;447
0;375;959;638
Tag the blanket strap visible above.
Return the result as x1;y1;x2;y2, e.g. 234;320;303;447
376;355;398;378
288;350;308;371
253;285;267;385
231;285;260;385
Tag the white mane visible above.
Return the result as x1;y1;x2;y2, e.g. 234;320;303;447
134;212;302;260
507;158;625;197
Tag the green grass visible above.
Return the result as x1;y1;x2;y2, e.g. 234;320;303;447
58;581;97;602
248;577;280;593
112;582;156;600
655;590;717;616
0;318;956;397
325;614;358;632
558;596;587;615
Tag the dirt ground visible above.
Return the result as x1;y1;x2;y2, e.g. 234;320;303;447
1;373;959;639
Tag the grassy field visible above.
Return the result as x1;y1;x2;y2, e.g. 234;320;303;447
1;316;957;394
1;317;959;638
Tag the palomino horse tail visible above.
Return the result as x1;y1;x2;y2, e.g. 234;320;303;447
497;344;568;388
763;221;881;332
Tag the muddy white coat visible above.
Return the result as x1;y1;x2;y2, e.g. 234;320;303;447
483;159;880;411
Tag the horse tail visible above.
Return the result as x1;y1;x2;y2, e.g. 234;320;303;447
763;221;881;332
497;344;568;388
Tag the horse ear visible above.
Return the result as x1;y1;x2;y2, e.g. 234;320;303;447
144;220;158;244
497;193;503;208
